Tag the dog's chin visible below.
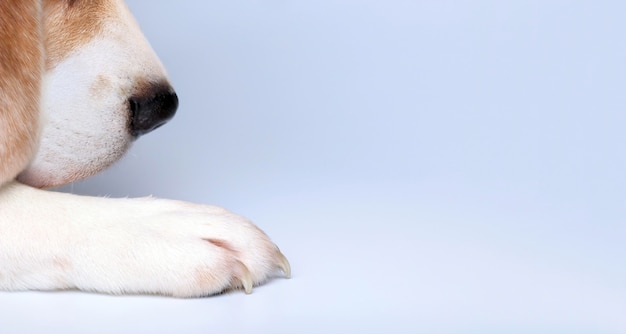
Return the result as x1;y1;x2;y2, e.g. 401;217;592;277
17;160;119;189
17;163;107;189
16;140;132;189
16;170;71;189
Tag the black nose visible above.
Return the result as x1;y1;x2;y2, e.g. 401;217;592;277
129;83;178;137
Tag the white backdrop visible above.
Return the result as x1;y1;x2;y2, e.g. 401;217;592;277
2;1;626;333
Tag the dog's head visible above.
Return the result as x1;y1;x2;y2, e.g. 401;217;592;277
1;0;177;188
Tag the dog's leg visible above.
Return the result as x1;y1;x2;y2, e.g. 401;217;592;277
0;182;290;297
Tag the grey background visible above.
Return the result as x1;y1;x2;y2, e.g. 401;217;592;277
2;0;626;333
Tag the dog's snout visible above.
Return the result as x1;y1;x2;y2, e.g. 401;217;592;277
129;83;178;137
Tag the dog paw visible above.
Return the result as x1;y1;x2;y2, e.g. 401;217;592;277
68;198;291;297
177;204;292;296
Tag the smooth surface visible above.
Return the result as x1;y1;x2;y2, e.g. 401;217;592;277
2;1;626;333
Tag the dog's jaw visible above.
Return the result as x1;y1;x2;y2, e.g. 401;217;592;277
17;0;172;188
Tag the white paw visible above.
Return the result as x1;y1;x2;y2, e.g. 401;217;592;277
66;198;291;297
0;184;291;297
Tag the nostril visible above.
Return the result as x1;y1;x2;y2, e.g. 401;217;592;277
129;84;178;137
129;98;139;115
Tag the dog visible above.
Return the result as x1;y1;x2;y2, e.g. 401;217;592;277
0;0;289;297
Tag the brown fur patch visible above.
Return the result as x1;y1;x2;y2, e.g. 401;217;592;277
52;257;72;272
0;0;43;185
89;74;112;99
203;238;237;253
42;0;115;70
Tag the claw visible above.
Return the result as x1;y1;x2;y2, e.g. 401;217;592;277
236;261;253;294
276;250;291;279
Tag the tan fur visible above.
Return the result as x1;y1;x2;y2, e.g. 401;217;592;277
42;0;114;70
0;0;43;186
0;0;114;185
204;238;237;253
52;257;72;271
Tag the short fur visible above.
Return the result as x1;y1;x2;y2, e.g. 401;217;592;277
0;0;43;185
0;0;289;297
